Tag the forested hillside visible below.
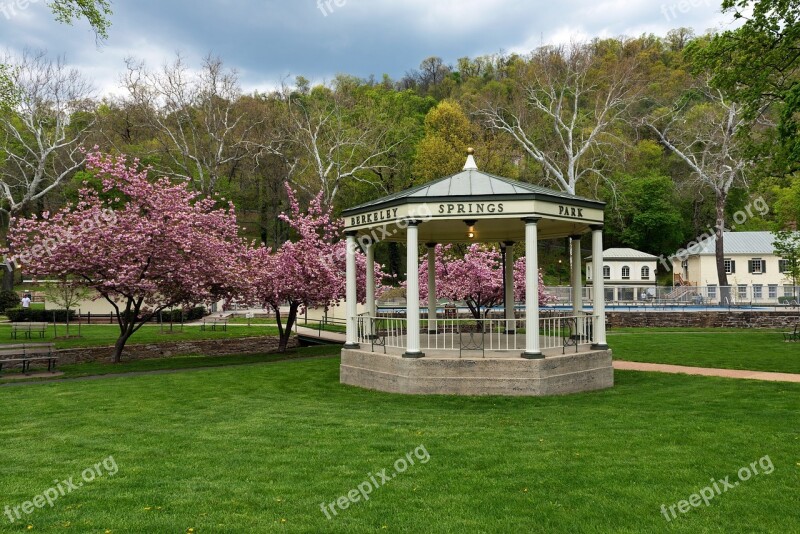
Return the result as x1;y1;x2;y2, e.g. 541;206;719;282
1;12;797;283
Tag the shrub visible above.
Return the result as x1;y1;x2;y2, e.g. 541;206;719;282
0;290;20;312
158;306;207;323
186;306;207;321
7;308;76;322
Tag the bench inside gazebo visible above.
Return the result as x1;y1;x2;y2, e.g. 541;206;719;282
339;150;613;396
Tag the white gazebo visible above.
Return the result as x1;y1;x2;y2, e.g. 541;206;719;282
339;151;612;396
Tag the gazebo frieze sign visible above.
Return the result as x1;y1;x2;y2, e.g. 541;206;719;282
348;201;602;231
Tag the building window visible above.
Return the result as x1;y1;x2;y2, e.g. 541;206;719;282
736;285;747;300
784;285;794;297
779;259;792;273
621;266;630;280
748;258;764;274
753;285;763;299
603;266;610;280
724;259;735;274
618;287;634;301
708;285;717;299
769;285;778;298
641;266;650;280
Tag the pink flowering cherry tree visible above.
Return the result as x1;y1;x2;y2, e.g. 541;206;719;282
248;185;388;352
417;244;555;320
6;151;248;362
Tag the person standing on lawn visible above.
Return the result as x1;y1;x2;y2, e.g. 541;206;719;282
21;294;31;308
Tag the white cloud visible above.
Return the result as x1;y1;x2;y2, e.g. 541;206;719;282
0;0;743;99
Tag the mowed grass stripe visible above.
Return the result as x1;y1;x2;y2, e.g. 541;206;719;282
0;355;797;532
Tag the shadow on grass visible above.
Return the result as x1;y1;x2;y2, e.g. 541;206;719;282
0;344;342;384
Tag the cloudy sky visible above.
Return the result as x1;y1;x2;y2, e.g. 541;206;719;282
1;0;740;96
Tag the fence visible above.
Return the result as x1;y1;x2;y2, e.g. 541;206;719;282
492;285;800;307
356;313;595;355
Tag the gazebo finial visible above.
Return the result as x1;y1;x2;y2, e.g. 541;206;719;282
463;147;478;171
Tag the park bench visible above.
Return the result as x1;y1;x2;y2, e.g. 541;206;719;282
201;318;228;331
0;343;57;375
10;322;49;340
562;318;594;354
361;317;387;354
458;322;485;358
783;324;799;342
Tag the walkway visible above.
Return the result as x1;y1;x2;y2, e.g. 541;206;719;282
295;325;346;344
294;328;800;383
613;360;800;383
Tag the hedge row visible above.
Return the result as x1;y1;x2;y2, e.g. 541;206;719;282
158;306;207;322
7;308;77;322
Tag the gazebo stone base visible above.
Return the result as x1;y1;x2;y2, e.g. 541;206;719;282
340;348;613;397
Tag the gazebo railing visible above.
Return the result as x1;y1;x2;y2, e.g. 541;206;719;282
356;314;596;353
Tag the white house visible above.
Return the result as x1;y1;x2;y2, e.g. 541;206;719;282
671;231;797;303
586;248;658;301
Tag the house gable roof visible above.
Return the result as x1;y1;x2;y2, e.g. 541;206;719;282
689;232;776;256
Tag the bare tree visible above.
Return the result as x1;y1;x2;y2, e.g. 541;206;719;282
0;50;95;220
476;42;641;195
122;54;275;195
279;81;402;205
43;275;91;337
644;80;753;290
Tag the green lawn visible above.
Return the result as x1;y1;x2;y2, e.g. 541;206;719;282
0;345;337;383
0;352;797;532
609;328;800;374
0;323;280;350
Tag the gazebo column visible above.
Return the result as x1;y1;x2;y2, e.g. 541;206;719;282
590;225;609;350
404;221;424;358
521;218;542;359
504;241;515;334
426;243;437;334
571;235;583;336
365;240;376;338
344;231;360;349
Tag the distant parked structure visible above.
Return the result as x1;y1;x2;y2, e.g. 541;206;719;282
670;231;796;303
586;248;658;302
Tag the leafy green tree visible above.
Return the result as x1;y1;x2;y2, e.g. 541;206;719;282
609;173;686;257
690;0;800;171
0;64;18;112
412;100;472;181
772;230;800;299
48;0;113;39
771;177;800;229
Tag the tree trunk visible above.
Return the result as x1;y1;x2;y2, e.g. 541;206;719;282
276;302;300;352
112;331;133;363
715;193;730;302
388;242;401;281
3;215;15;291
2;264;14;291
112;309;138;363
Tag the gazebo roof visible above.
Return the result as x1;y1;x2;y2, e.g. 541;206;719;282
342;151;605;243
344;164;602;215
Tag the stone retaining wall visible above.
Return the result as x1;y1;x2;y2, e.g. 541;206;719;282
57;336;299;365
606;311;800;329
